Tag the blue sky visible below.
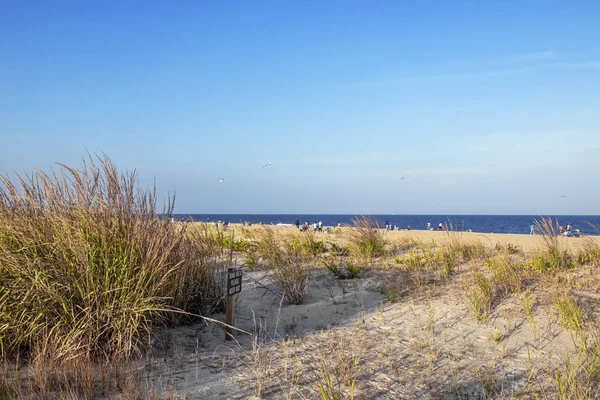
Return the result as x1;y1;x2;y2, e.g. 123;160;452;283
1;1;599;214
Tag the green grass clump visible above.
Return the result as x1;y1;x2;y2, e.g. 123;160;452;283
396;243;440;270
347;216;387;263
222;234;251;251
576;236;600;267
554;292;585;332
0;155;224;366
526;217;574;272
290;231;325;257
249;227;310;304
442;222;489;262
469;270;494;321
488;255;524;295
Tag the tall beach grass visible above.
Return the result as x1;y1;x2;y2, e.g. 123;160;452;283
0;154;224;369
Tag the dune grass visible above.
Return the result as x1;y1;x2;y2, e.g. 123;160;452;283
529;217;574;272
347;216;387;262
0;154;225;395
248;227;311;304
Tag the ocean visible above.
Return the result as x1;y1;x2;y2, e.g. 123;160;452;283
171;214;600;236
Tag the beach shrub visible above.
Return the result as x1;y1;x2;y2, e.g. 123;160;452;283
469;270;494;321
323;243;364;280
289;231;325;257
323;254;345;278
347;216;387;262
395;242;450;273
576;236;600;267
345;258;366;278
0;155;224;365
488;255;524;296
443;224;488;262
222;234;251;252
250;227;310;304
554;292;585;332
527;217;574;272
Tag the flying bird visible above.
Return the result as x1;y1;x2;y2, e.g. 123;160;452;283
560;194;567;198
219;178;224;183
262;161;272;168
401;176;406;180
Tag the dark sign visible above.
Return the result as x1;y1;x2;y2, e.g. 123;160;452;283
227;268;242;296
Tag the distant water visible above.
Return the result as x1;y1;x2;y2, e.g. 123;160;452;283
170;214;600;236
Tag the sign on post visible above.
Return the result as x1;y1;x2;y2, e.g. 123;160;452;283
225;267;242;340
227;268;242;296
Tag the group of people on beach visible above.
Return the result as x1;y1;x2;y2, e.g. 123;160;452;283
296;220;324;232
295;220;344;232
384;220;416;231
426;221;445;231
529;223;580;236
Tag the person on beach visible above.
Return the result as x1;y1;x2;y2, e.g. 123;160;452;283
295;220;300;229
530;224;535;235
318;220;323;231
427;221;431;231
438;222;443;231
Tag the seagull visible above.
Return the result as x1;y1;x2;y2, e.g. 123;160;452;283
262;161;272;168
560;194;567;198
401;176;406;180
219;178;224;182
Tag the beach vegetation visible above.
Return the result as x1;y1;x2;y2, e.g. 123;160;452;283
222;233;251;252
250;227;310;304
469;270;494;321
488;254;525;295
289;230;326;257
526;217;574;272
347;216;387;262
553;292;585;332
0;154;225;396
576;235;600;266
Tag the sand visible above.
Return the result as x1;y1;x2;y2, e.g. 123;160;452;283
222;223;600;253
126;227;599;398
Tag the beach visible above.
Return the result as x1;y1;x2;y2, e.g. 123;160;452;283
129;222;600;398
4;216;600;398
224;222;600;253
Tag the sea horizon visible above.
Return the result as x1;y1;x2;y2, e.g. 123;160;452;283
170;213;600;236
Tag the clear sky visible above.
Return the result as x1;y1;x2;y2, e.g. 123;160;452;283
1;1;599;214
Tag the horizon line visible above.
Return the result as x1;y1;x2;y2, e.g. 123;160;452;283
169;213;600;217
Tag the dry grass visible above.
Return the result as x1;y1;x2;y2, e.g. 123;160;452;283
4;165;600;399
0;154;225;397
347;216;387;262
443;222;489;262
469;269;494;321
488;254;525;296
553;292;586;332
248;227;311;304
530;217;574;271
577;234;600;267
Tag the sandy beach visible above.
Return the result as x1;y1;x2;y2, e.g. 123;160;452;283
224;223;600;253
125;223;600;398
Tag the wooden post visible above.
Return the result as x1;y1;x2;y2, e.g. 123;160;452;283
225;294;234;340
225;267;241;340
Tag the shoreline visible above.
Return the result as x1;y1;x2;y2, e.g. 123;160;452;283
202;222;600;253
